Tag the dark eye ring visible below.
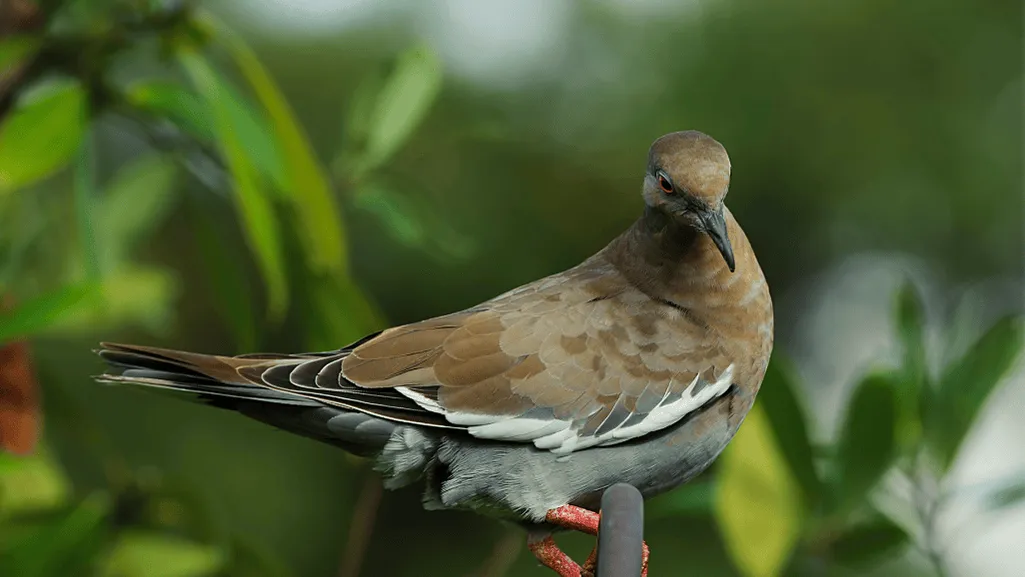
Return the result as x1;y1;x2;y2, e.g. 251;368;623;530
656;171;674;194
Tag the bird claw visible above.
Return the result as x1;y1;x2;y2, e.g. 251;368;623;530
580;547;598;577
529;505;649;576
527;533;582;577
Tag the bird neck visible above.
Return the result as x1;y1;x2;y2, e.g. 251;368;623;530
636;206;701;260
608;206;735;299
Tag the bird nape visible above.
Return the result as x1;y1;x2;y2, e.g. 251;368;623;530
96;130;774;577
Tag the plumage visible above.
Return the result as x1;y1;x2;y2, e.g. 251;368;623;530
95;130;773;577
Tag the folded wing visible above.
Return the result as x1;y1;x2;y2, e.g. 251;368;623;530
263;267;736;454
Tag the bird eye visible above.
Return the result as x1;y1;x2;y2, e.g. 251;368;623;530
656;171;674;194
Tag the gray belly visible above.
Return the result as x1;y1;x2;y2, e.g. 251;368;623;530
414;392;736;523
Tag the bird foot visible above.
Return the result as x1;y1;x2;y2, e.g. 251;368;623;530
528;533;582;577
580;548;598;577
528;505;649;577
545;504;601;534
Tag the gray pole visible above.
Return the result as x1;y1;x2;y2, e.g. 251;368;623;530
596;483;644;577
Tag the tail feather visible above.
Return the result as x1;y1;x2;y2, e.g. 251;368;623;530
94;343;381;451
99;342;275;384
96;342;439;481
96;372;317;405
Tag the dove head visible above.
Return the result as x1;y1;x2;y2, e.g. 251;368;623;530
642;131;736;271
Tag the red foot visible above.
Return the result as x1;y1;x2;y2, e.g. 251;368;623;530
541;504;649;577
581;547;598;577
545;504;600;535
528;533;581;577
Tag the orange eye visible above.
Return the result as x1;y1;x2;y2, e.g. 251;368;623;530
656;171;674;194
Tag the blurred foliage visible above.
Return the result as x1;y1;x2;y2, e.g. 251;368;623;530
715;404;802;577
0;78;86;192
0;0;1022;576
712;282;1022;577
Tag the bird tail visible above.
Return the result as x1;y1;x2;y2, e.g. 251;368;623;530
94;343;395;455
96;342;312;405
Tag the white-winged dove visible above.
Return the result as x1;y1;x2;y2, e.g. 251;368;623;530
97;130;774;577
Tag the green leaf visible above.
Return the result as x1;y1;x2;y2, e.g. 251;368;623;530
215;80;289;194
340;67;387;154
0;283;100;342
357;45;442;175
758;355;822;511
74;132;100;278
715;405;802;577
0;493;110;577
831;516;909;567
353;184;425;245
353;181;476;261
126;79;289;194
96;154;179;269
894;282;927;450
46;268;179;336
100;531;224;577
896;281;927;387
214;20;348;278
124;81;214;142
833;373;898;513
0;447;71;515
179;50;289;319
0;79;88;194
0;35;40;77
927;316;1023;470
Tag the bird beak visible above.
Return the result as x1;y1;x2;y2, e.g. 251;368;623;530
702;208;735;272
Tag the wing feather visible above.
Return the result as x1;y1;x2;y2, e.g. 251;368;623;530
334;262;737;453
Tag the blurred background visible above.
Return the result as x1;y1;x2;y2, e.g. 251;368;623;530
0;0;1022;576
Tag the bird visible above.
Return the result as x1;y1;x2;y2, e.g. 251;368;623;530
96;130;774;577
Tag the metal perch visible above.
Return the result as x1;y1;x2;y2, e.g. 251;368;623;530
595;483;645;577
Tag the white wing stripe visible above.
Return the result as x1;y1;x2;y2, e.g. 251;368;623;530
610;364;733;442
396;386;446;414
447;364;735;454
466;417;572;442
